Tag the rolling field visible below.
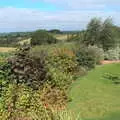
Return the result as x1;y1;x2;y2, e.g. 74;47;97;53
0;47;15;53
68;63;120;120
54;34;68;41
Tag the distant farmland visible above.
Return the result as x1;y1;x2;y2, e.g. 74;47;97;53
0;47;16;53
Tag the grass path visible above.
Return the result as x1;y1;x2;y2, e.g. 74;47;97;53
68;63;120;120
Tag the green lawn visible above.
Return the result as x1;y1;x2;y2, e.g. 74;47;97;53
68;63;120;120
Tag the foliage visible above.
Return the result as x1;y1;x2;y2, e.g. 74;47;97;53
46;48;79;89
86;17;102;46
0;46;76;119
67;33;81;42
112;25;120;41
76;46;96;69
88;45;104;64
103;73;120;84
8;46;49;90
104;47;120;60
81;18;116;50
99;18;115;50
51;48;78;73
31;30;57;46
48;68;74;89
48;29;62;34
41;85;67;109
0;84;52;120
0;32;31;47
0;60;12;99
67;18;117;51
0;82;81;120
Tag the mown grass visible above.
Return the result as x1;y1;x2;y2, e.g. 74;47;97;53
68;63;120;120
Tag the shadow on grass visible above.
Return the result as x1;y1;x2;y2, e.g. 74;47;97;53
85;112;120;120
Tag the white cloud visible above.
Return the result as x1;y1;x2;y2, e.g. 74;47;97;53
0;7;119;32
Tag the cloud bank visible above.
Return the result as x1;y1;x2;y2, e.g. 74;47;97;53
0;0;120;32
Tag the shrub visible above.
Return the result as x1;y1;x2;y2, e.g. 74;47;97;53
76;46;96;69
104;47;120;60
76;45;104;69
0;60;12;99
46;48;79;89
0;47;82;120
41;85;67;109
51;48;78;74
31;30;57;46
0;84;53;120
88;45;104;64
0;83;81;120
48;68;73;89
8;46;49;90
103;73;120;84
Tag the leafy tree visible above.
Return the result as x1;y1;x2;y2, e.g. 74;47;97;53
99;18;115;50
48;29;62;34
83;17;115;50
86;18;102;46
31;30;57;46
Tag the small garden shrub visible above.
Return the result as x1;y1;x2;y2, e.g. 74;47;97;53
88;45;104;64
103;73;120;84
76;46;96;69
104;47;120;60
76;45;104;69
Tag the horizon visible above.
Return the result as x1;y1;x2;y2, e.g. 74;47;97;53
0;0;120;32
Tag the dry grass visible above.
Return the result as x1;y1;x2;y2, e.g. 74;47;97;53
0;47;16;53
54;34;68;41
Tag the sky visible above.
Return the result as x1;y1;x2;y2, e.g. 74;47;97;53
0;0;120;32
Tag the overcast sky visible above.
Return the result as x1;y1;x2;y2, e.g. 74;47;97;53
0;0;120;32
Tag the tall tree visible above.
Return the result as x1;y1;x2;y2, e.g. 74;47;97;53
83;17;115;50
100;18;115;50
86;17;102;46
